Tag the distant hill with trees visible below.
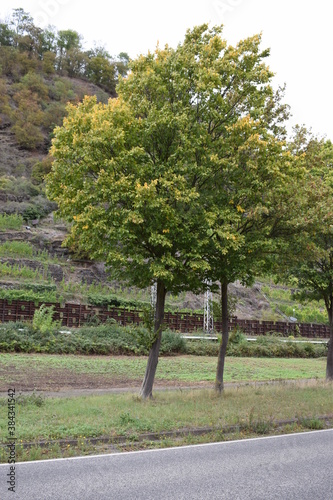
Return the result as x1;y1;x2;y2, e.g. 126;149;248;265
0;7;128;221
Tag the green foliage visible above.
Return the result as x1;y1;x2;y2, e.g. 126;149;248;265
0;175;40;197
11;88;44;149
262;285;328;324
159;330;187;355
16;391;45;407
87;293;149;309
0;288;59;304
300;417;325;430
277;133;333;386
32;304;62;334
0;322;186;355
0;8;129;168
212;293;238;322
0;241;61;266
21;205;43;222
0;8;127;94
0;262;48;281
0;175;55;222
46;24;296;317
185;335;327;358
31;157;53;184
279;304;327;325
0;213;23;230
228;328;247;344
0;241;34;258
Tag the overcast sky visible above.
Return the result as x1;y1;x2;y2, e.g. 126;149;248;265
1;0;332;140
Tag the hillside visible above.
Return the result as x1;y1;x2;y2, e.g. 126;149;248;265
0;9;329;325
0;213;328;324
0;8;129;222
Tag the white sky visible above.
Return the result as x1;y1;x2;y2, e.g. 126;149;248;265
1;0;332;140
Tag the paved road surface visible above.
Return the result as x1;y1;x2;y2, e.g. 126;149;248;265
1;430;332;499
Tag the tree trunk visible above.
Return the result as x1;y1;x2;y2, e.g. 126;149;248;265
215;281;229;393
140;281;167;399
326;304;333;381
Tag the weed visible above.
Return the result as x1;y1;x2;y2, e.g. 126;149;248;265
228;327;247;344
0;241;34;258
119;412;136;426
16;391;45;407
249;419;272;434
32;304;62;334
300;417;325;430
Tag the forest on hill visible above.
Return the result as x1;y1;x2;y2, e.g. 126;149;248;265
0;7;128;221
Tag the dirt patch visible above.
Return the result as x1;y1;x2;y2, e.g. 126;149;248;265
0;364;139;392
0;363;210;395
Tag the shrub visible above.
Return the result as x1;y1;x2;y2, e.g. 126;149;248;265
87;293;148;309
32;304;62;334
0;288;59;304
228;327;247;344
186;339;219;356
159;330;187;355
0;322;328;357
31;157;53;184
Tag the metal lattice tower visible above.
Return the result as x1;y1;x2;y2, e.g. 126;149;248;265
150;282;157;318
203;282;214;334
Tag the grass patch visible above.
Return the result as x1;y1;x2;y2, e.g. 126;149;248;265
0;213;23;231
0;381;332;462
0;241;62;264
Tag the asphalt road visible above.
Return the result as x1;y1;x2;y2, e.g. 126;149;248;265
1;430;332;499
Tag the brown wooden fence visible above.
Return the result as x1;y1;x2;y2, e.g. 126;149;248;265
0;298;330;338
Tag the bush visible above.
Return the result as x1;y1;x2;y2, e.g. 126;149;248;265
0;322;328;358
87;293;148;309
159;330;187;355
184;334;327;358
0;322;187;355
32;304;62;334
186;338;219;356
228;327;247;344
0;288;59;304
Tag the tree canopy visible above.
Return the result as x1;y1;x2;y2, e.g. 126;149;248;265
281;129;333;379
47;23;308;396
